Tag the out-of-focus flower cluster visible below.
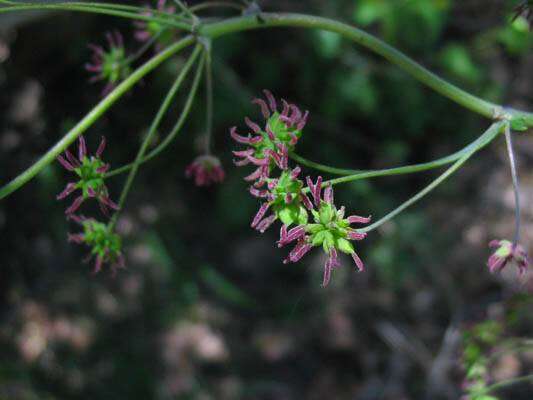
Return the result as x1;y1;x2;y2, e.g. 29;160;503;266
57;136;124;275
185;154;225;187
85;1;187;96
134;0;179;50
230;91;371;287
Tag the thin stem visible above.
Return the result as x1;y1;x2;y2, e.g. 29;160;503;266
356;122;505;233
190;1;245;12
2;7;533;124
198;13;533;125
0;36;195;200
291;131;491;178
0;3;192;31
504;123;522;246
124;31;163;65
204;40;214;154
105;54;206;178
173;0;198;24
307;128;497;188
108;45;203;230
476;374;533;395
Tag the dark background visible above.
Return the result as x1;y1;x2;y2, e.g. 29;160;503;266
0;1;532;399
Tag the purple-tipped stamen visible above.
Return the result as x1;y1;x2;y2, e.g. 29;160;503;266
252;98;270;119
78;136;87;161
323;186;333;204
347;215;372;224
263;89;277;112
257;214;277;233
351;252;365;272
307;176;323;207
57;155;75;171
66;196;85;214
245;117;261;133
65;150;80;168
96;136;106;158
348;231;367;241
57;182;77;200
285;240;312;263
251;202;270;228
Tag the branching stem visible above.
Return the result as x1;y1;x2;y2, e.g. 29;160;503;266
108;45;203;230
353;122;505;233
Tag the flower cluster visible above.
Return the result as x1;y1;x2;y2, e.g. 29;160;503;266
185;155;225;187
487;239;529;275
57;136;123;274
57;136;118;215
231;91;370;286
134;0;179;50
86;31;131;96
68;215;125;275
231;90;308;183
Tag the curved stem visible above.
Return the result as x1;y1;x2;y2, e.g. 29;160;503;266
0;3;192;30
0;36;195;200
306;129;496;187
204;40;214;154
108;45;203;230
199;13;533;125
105;54;206;178
356;122;505;233
291;130;491;178
476;374;533;395
190;1;245;12
504;123;522;246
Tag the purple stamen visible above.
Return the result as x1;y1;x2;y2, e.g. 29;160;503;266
251;202;270;228
347;215;372;224
263;89;277;112
66;196;84;214
252;98;270;119
245;117;261;133
57;182;77;200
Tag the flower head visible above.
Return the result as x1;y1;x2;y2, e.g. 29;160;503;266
185;155;225;187
487;239;529;275
279;178;371;287
134;0;178;49
250;166;311;233
68;215;125;275
231;90;309;183
57;135;119;215
85;30;131;96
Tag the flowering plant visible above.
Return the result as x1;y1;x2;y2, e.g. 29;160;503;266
0;0;530;285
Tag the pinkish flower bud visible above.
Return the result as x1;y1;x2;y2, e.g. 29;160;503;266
185;155;225;187
487;239;529;275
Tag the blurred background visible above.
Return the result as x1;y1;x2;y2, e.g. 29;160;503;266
0;0;532;399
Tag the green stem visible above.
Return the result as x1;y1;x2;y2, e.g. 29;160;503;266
204;40;214;154
105;54;206;178
108;45;203;230
476;374;533;395
291;129;492;178
355;122;505;233
198;13;533;125
504;123;522;246
304;129;497;186
0;36;195;200
190;1;245;12
0;3;192;30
